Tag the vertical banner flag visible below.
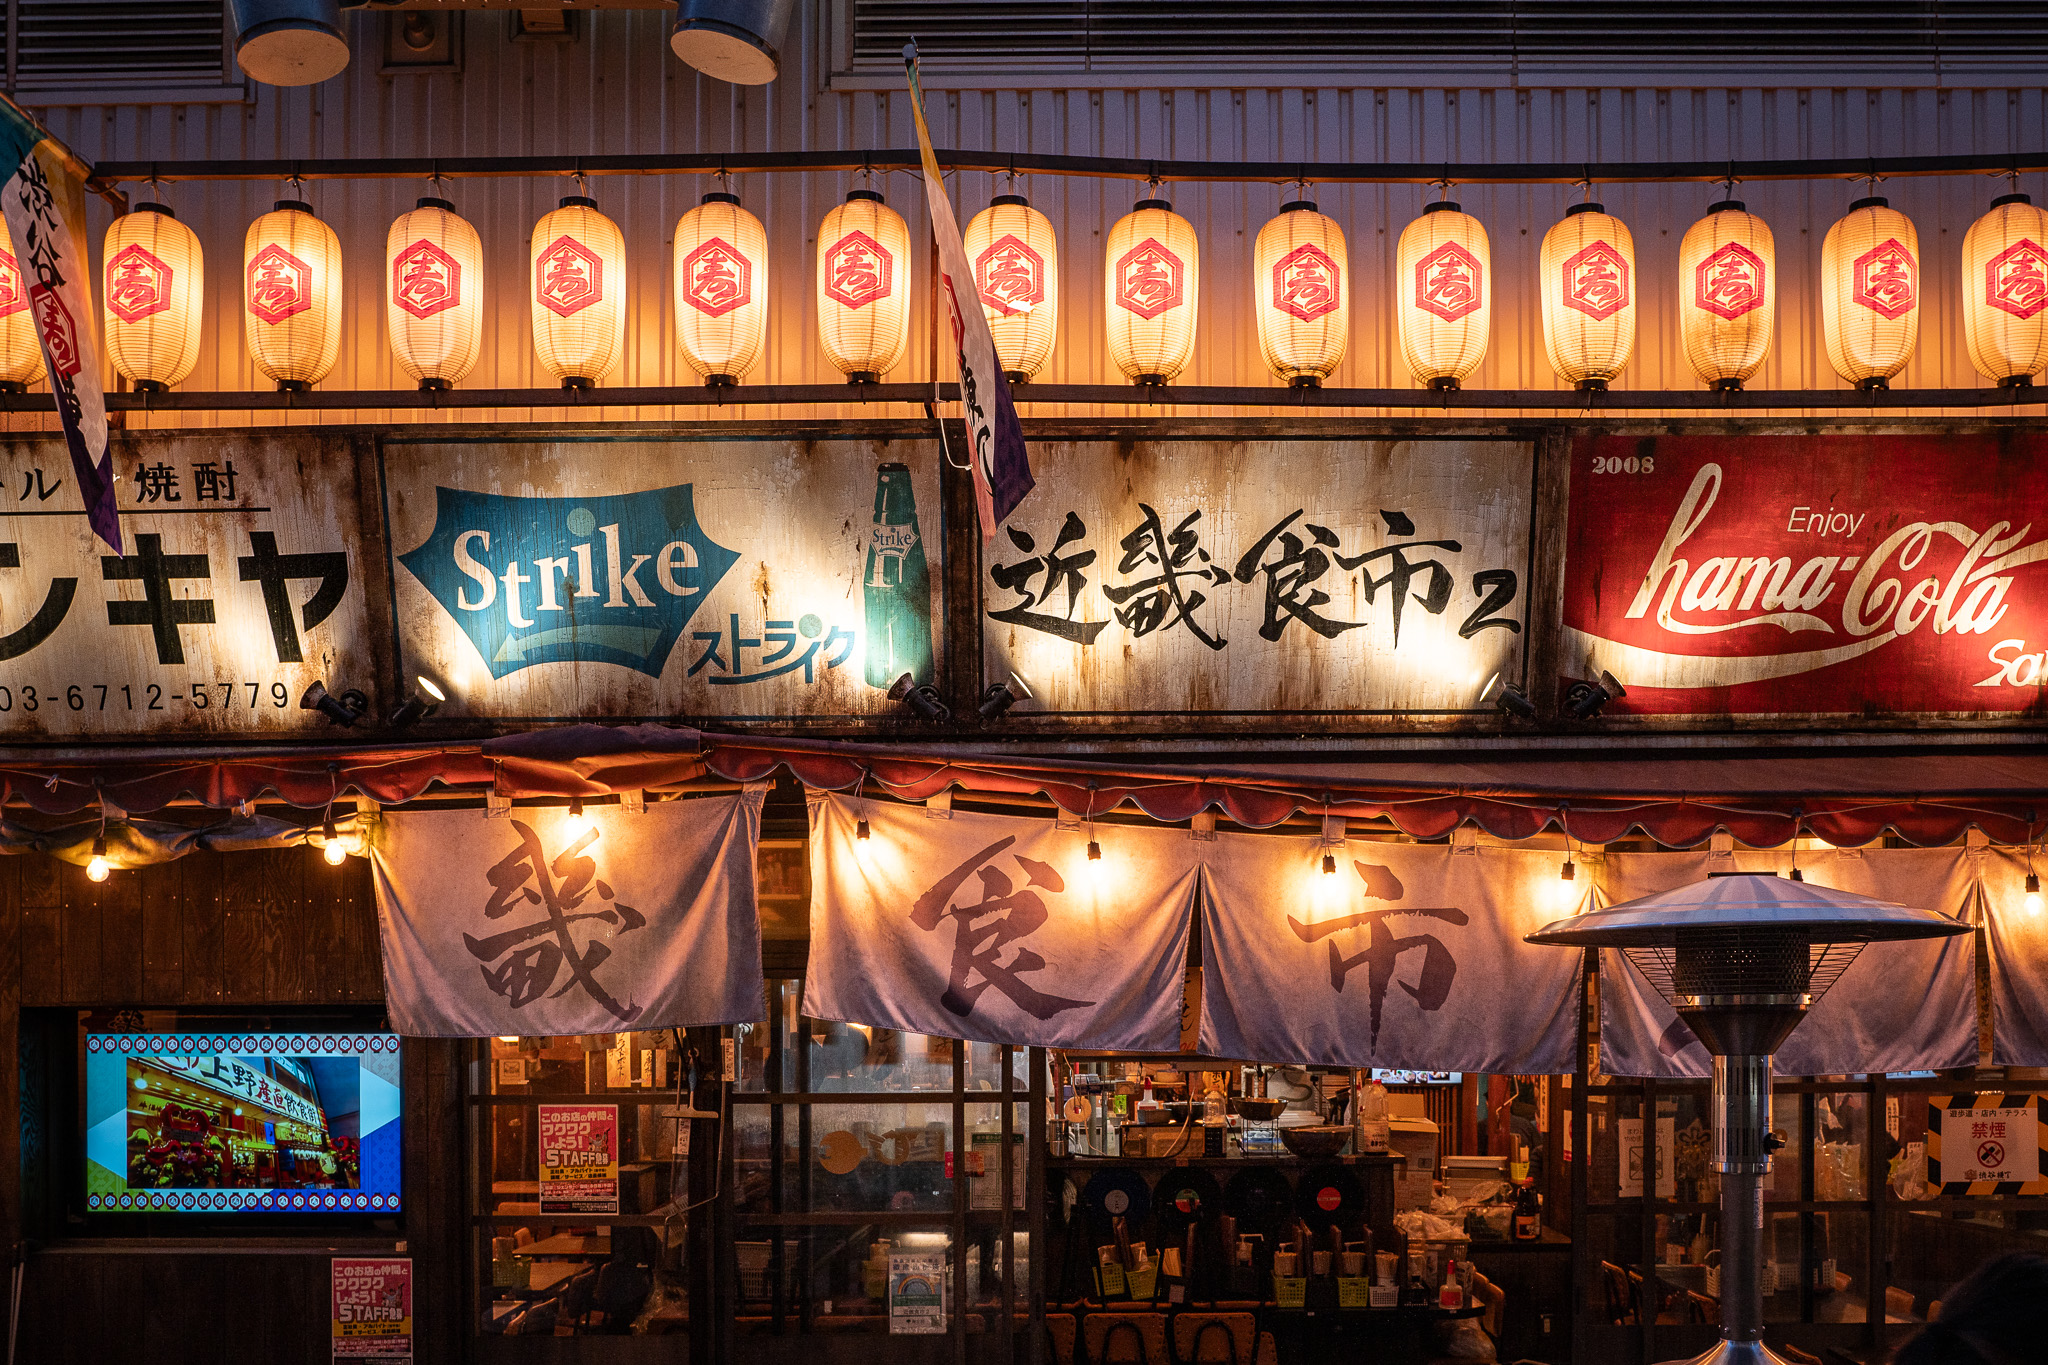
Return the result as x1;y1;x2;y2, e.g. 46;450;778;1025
538;1103;621;1215
0;95;117;551
371;788;766;1036
1200;836;1581;1072
804;793;1198;1049
332;1257;413;1362
905;44;1033;538
1595;848;1979;1077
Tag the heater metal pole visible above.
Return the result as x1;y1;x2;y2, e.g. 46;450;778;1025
1714;1053;1776;1350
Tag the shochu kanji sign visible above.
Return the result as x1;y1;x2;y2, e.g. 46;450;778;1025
0;431;371;735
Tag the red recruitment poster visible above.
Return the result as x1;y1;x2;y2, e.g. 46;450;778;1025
538;1103;620;1215
331;1257;412;1361
1562;433;2048;717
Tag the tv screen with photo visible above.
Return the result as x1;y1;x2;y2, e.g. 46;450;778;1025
83;1031;401;1215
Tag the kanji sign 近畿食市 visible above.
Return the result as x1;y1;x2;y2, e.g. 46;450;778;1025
980;439;1533;718
1563;433;2048;716
385;438;939;719
0;433;367;734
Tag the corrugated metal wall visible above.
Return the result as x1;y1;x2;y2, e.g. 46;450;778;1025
21;4;2048;431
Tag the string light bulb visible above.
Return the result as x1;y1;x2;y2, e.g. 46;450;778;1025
1322;852;1338;876
324;839;347;867
1087;839;1103;862
2025;873;2041;917
856;818;871;842
87;832;110;883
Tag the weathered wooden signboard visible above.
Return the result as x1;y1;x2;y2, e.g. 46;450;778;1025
1563;433;2048;717
0;433;371;735
979;439;1536;717
382;436;941;721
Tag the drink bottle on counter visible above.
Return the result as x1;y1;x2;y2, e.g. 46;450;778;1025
1513;1179;1542;1240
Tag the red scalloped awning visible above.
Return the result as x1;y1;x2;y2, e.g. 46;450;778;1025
2;724;2040;849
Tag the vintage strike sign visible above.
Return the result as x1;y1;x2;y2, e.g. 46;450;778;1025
1563;434;2048;716
539;1104;620;1215
332;1257;412;1361
385;438;940;720
983;439;1532;718
0;432;370;735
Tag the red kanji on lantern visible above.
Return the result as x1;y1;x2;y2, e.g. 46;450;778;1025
1114;239;1184;319
975;233;1045;317
680;236;752;317
246;243;312;324
1695;241;1767;320
824;230;892;309
1414;240;1483;322
0;249;22;318
1985;238;2048;320
1852;238;1916;320
1562;241;1630;320
1272;242;1340;322
105;243;172;324
29;285;81;378
536;234;604;318
392;238;462;319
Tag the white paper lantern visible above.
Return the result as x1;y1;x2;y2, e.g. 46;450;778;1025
0;215;42;391
1397;201;1491;389
1105;197;1199;385
1679;199;1775;390
673;190;768;385
1819;196;1919;391
103;202;202;393
386;197;482;391
244;199;342;391
1540;203;1635;390
817;189;911;382
1962;192;2048;387
1254;199;1348;387
963;193;1059;382
531;195;625;388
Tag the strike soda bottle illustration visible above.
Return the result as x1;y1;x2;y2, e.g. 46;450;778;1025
864;463;934;688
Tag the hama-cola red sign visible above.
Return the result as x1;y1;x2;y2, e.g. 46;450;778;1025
1563;434;2048;716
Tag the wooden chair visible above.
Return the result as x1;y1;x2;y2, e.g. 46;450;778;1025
1927;1299;1942;1321
1627;1267;1684;1324
1045;1311;1078;1365
1469;1271;1505;1341
512;1226;535;1249
1172;1311;1256;1365
1686;1290;1719;1325
1600;1260;1634;1324
1083;1311;1170;1365
1884;1286;1916;1321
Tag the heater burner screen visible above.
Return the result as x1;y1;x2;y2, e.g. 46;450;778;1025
1624;928;1864;1002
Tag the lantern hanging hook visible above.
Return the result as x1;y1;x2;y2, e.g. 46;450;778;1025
286;172;305;200
716;162;732;196
1433;173;1452;203
2009;165;2022;194
1579;165;1593;202
572;165;588;198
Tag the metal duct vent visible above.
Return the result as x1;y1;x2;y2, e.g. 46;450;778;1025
850;1;2048;78
9;0;232;93
1623;929;1865;1004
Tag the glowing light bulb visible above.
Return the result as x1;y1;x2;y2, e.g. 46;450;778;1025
1322;852;1338;876
856;818;871;842
417;675;446;703
87;855;111;882
324;840;347;866
1557;858;1579;911
2027;873;2042;917
1087;839;1102;862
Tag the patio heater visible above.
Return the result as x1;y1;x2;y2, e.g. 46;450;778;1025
1527;873;1967;1365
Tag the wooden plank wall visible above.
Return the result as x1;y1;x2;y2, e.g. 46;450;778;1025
0;848;464;1365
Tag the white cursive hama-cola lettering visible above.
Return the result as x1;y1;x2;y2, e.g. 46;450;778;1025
1624;463;2040;644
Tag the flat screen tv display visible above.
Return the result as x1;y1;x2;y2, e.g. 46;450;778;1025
83;1031;401;1215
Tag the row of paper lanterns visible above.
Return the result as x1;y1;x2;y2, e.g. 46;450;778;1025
3;184;2046;395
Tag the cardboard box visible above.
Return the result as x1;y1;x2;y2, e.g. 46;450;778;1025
1388;1116;1439;1209
1120;1125;1204;1159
